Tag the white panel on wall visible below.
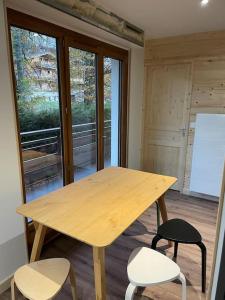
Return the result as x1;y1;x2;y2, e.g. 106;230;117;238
190;114;225;197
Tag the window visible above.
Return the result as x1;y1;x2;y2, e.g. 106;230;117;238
104;57;121;167
68;48;97;180
10;26;64;203
8;9;128;206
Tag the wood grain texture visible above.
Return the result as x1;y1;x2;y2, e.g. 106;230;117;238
93;247;106;300
145;31;225;62
183;58;225;193
10;279;16;300
3;191;218;300
17;167;176;248
158;194;172;247
14;258;72;300
144;32;225;195
157;194;168;224
30;224;47;262
69;266;78;300
142;63;191;191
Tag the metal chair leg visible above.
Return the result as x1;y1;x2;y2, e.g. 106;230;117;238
197;241;207;293
125;283;137;300
178;272;187;300
174;241;179;258
151;234;161;249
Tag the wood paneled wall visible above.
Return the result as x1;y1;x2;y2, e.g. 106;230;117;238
143;31;225;195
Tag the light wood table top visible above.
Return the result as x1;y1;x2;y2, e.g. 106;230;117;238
17;167;176;247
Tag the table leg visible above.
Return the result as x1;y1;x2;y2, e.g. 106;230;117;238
93;247;106;300
33;221;39;231
30;223;47;262
158;194;168;223
158;193;172;247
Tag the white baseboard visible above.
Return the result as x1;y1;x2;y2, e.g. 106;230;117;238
0;274;13;294
182;188;219;202
0;233;28;295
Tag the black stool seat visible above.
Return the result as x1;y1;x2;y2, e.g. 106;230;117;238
157;218;202;244
152;218;207;293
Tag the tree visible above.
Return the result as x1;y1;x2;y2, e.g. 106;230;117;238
11;27;57;99
11;26;112;134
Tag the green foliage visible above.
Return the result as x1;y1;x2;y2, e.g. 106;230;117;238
104;100;111;120
11;26;112;138
18;97;60;132
18;97;111;133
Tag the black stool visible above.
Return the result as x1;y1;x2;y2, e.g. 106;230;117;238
151;218;207;293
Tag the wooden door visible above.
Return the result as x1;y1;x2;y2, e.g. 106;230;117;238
143;63;192;191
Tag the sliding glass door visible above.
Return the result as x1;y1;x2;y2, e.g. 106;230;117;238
104;57;121;167
67;45;124;176
8;9;128;210
68;47;97;180
10;26;64;203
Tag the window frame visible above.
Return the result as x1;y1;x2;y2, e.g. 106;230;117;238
7;8;129;252
8;8;128;189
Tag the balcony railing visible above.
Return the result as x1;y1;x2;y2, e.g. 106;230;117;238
21;120;111;200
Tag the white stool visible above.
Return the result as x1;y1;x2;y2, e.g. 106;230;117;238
125;247;186;300
11;258;77;300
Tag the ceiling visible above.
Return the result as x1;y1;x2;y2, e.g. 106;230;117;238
97;0;225;39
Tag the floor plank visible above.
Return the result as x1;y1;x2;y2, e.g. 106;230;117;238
2;190;218;299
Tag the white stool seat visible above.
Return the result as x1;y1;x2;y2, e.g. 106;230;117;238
12;258;77;300
128;247;180;286
125;247;186;300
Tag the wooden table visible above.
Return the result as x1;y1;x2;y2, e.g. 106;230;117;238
17;167;176;300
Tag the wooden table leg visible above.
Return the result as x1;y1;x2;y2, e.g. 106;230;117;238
158;193;172;247
69;266;78;300
30;223;47;262
93;247;106;300
158;193;168;223
11;278;17;300
33;221;39;231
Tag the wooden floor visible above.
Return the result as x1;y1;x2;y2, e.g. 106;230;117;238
2;190;218;300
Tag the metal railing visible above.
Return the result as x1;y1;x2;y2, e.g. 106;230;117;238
21;120;111;187
21;120;111;154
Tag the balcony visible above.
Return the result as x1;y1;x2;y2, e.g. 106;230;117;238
21;121;111;202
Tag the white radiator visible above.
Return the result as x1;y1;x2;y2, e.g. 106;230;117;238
190;114;225;197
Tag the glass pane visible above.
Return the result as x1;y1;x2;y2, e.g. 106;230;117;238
69;48;97;180
10;26;64;203
104;57;120;167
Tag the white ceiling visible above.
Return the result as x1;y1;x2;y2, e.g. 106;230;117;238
97;0;225;39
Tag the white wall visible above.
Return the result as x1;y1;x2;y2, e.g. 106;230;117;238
0;0;27;290
0;0;144;291
128;48;144;169
111;59;119;166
